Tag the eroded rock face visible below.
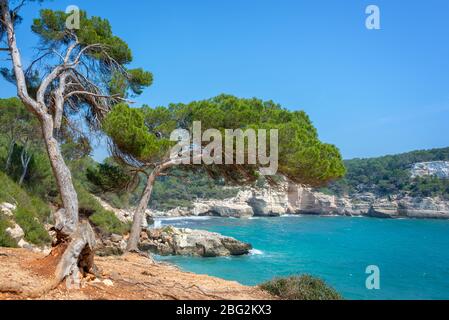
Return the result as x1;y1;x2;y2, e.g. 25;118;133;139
146;207;191;218
139;226;252;257
209;203;254;218
191;185;290;218
411;161;449;179
94;179;449;221
290;188;449;219
249;186;290;217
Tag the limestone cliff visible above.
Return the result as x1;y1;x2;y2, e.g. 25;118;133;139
142;182;449;220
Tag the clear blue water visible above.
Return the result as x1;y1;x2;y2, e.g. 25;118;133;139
154;215;449;300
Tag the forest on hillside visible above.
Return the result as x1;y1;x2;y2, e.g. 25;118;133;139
0;98;240;246
321;148;449;199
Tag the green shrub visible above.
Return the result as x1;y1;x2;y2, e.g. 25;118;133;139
89;209;130;235
260;275;343;300
0;172;51;246
76;182;129;235
0;214;17;248
0;172;51;222
14;207;51;245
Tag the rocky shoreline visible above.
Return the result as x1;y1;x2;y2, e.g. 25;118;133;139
4;182;448;258
139;226;252;257
92;180;449;223
141;183;449;220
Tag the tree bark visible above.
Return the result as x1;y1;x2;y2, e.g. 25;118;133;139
1;0;95;285
18;142;31;186
126;168;159;252
4;138;15;172
126;158;181;252
41;115;79;235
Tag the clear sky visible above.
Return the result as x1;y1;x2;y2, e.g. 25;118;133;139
1;0;448;160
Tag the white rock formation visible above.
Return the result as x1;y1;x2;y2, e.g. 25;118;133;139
139;226;252;257
411;161;449;179
0;202;16;217
94;178;449;221
6;223;24;241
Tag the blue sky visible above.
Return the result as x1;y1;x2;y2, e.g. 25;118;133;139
1;0;448;160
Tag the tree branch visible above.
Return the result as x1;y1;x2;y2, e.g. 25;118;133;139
0;0;41;113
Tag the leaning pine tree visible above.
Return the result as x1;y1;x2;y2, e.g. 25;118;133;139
0;0;152;287
102;95;346;252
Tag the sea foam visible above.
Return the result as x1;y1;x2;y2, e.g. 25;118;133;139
249;249;264;255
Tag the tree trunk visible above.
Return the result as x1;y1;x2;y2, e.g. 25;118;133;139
5;138;15;172
1;0;95;287
41;116;96;285
41;115;79;236
18;147;31;186
126;169;159;252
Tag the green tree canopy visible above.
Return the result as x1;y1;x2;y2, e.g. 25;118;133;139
103;94;345;187
103;95;346;252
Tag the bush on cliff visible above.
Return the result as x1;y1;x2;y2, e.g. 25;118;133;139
260;275;342;300
0;214;17;247
0;171;51;245
75;181;130;235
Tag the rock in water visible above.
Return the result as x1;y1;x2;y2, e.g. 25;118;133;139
139;226;252;257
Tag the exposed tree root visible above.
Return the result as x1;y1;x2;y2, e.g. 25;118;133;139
0;221;97;298
55;220;96;288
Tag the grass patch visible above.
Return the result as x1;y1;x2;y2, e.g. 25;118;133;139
89;210;130;235
0;214;17;248
260;275;343;300
0;172;51;246
14;207;51;245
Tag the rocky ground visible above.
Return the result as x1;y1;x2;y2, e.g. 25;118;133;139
0;247;273;300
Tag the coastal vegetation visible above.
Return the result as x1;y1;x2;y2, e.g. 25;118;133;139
260;275;342;300
321;147;449;199
0;99;129;247
1;0;445;301
100;95;345;251
1;0;151;284
0;0;345;290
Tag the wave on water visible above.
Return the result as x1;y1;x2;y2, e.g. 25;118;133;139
249;248;264;255
280;214;303;218
156;216;214;222
153;220;162;228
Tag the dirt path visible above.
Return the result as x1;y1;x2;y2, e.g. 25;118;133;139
0;248;273;300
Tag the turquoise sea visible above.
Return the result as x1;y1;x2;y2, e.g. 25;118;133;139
155;215;449;300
